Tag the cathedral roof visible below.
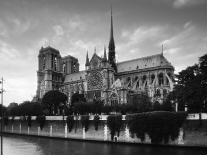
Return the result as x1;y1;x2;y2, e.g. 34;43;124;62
64;71;86;83
117;54;174;73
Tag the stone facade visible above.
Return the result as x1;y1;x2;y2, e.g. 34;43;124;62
36;10;174;105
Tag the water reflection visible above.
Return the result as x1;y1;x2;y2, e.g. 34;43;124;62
2;135;207;155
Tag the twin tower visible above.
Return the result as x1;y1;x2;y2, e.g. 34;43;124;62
36;8;117;101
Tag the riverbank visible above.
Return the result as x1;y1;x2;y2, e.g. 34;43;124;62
3;134;207;155
2;132;207;150
1;114;207;147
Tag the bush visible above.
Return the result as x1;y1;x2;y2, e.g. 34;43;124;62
126;113;147;142
36;115;46;130
126;111;187;144
66;115;75;132
107;115;123;141
27;115;32;127
93;115;100;131
81;115;90;132
3;116;9;126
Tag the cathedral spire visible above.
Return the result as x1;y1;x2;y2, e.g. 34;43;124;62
85;51;90;67
108;6;117;72
103;46;107;62
109;6;115;50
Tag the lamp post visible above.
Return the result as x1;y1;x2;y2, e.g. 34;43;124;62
0;77;4;155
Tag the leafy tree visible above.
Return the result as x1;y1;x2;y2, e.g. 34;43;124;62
168;53;207;114
129;92;152;113
71;93;86;106
126;111;187;144
42;90;68;115
0;104;7;116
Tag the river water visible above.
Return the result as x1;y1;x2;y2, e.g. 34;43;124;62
1;135;207;155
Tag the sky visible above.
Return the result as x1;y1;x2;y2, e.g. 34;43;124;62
0;0;207;106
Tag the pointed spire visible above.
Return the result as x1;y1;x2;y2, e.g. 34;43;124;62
85;51;90;66
161;44;164;56
102;46;107;62
94;47;96;53
108;6;115;50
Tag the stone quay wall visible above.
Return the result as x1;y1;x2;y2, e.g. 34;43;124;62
1;113;207;146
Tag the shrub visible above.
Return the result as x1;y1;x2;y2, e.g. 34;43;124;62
126;113;147;142
66;115;75;132
3;116;9;126
126;111;187;144
107;115;123;141
27;115;32;127
36;115;46;130
81;115;90;132
93;115;100;131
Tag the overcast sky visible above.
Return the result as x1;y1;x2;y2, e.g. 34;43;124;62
0;0;207;106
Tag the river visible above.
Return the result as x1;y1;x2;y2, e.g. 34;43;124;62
1;135;207;155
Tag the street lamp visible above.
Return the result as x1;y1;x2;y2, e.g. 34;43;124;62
0;77;4;155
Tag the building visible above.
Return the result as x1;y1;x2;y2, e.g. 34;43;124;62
36;10;174;105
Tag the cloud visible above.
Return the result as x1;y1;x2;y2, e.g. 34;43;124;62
0;20;8;37
117;25;169;62
53;25;64;36
159;22;207;72
172;0;206;8
9;18;32;34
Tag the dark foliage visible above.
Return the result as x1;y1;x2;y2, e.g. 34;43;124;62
107;115;123;141
27;115;32;127
80;115;90;132
3;116;9;126
93;115;100;131
36;115;46;130
66;115;75;132
71;93;86;105
126;111;187;144
42;90;67;115
167;54;207;113
126;113;147;142
7;101;43;116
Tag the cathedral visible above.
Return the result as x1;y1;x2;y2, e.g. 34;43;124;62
36;10;174;105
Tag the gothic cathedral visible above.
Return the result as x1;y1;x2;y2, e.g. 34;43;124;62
36;10;174;105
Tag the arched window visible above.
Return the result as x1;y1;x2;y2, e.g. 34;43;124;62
111;93;118;106
43;56;46;70
142;75;147;84
151;74;155;84
54;57;57;71
63;63;66;73
158;73;164;86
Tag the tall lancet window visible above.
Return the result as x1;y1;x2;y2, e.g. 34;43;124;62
158;73;164;86
151;74;155;84
54;57;57;71
63;63;66;73
43;56;46;70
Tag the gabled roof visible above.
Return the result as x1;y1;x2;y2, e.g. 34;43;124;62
117;54;173;73
89;52;102;63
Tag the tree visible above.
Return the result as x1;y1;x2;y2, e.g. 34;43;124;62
42;90;68;115
128;92;152;113
167;53;207;114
